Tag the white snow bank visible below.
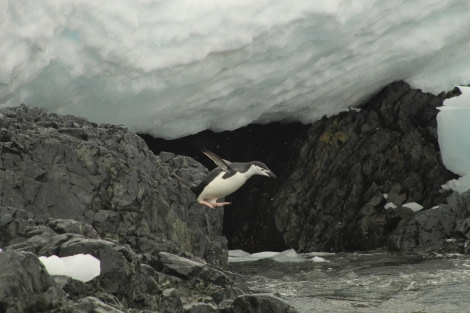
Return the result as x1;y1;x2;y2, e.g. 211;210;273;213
39;254;101;282
437;86;470;193
2;1;470;139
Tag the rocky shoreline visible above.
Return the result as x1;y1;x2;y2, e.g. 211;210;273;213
0;105;297;312
2;82;470;312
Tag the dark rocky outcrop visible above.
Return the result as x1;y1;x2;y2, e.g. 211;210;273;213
221;294;299;313
0;105;298;313
0;249;63;313
146;81;457;253
0;104;225;266
264;81;456;252
0;225;249;312
389;190;470;253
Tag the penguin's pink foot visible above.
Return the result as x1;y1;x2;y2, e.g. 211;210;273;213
213;202;231;207
199;200;215;209
198;200;231;208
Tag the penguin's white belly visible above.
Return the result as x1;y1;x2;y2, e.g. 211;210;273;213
198;171;248;202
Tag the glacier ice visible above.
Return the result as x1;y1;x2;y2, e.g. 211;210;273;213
402;202;424;212
1;0;470;139
437;87;470;193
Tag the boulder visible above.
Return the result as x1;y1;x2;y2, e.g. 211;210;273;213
183;302;218;313
54;296;126;313
0;249;64;312
222;294;299;313
0;215;249;312
389;190;470;253
252;82;455;252
0;104;225;267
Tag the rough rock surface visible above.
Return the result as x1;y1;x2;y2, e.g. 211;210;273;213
0;105;298;313
389;190;470;253
0;225;249;313
0;104;225;266
222;294;299;313
147;81;457;253
262;81;456;252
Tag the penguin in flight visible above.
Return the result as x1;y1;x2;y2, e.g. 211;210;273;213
192;149;276;208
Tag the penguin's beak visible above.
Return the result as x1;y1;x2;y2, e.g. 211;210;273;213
267;170;277;179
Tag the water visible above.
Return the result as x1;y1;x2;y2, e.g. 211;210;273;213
229;250;470;313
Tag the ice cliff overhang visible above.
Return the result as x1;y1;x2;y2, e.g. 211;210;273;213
1;0;470;139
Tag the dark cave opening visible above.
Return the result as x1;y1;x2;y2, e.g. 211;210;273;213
139;122;311;252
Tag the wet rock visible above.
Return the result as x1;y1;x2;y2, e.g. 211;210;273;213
389;190;470;253
0;249;64;312
0;217;251;312
223;294;299;313
159;252;206;278
54;296;125;313
159;288;184;313
184;302;218;313
157;251;247;305
53;276;88;301
48;219;100;238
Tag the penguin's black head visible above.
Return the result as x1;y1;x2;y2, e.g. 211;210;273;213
250;161;277;179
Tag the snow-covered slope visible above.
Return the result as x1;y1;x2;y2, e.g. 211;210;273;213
1;1;470;138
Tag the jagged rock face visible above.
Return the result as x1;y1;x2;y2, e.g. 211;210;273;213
265;81;455;252
221;294;299;313
0;224;250;312
389;190;470;253
0;250;63;312
0;105;299;313
0;104;226;266
236;81;456;252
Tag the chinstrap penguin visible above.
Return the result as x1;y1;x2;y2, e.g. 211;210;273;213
191;149;276;208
